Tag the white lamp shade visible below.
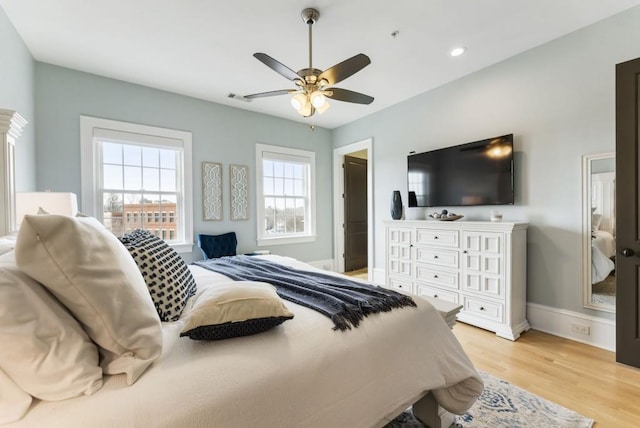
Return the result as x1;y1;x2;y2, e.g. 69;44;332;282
310;91;326;108
299;100;313;117
290;93;307;111
315;101;330;114
15;192;78;226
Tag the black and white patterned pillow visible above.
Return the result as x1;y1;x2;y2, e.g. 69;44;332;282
119;230;197;322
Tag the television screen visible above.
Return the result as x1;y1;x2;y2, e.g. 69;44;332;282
407;134;514;207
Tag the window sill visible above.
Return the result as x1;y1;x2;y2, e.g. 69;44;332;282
170;242;194;254
257;235;316;247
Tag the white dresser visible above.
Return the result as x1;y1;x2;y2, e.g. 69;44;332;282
384;220;529;340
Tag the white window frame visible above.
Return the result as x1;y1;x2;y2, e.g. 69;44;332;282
80;116;193;253
255;143;316;246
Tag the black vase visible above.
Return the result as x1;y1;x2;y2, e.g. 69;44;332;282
391;190;403;220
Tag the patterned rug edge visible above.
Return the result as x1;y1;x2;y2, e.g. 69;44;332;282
386;371;595;428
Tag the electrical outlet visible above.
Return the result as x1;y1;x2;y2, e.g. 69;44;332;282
570;323;591;335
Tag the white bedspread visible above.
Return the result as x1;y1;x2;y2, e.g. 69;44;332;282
7;256;482;428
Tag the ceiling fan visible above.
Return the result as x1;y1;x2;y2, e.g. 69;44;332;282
244;8;374;118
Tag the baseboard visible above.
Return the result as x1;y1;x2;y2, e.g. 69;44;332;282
527;303;615;351
308;259;335;271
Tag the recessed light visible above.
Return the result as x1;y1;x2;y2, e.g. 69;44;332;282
450;47;466;57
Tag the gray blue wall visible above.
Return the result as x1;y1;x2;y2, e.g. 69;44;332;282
0;7;35;191
333;6;640;319
33;63;333;263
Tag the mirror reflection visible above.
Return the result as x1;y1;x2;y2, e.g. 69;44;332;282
584;153;615;312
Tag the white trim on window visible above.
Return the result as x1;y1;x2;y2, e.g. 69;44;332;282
80;116;193;253
255;143;316;246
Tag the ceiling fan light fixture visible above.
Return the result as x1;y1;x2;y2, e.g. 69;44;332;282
299;100;313;117
310;91;326;108
291;93;307;111
315;101;330;114
244;7;373;118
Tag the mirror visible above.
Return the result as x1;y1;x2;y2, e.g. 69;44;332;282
583;152;616;313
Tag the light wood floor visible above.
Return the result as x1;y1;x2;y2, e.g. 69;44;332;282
453;322;640;427
344;268;368;279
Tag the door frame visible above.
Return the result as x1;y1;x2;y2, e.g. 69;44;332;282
333;138;373;280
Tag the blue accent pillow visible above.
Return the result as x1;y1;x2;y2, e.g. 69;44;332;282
197;232;237;259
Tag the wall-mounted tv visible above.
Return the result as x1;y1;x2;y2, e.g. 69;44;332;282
407;134;514;207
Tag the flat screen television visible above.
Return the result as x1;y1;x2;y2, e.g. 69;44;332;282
407;134;514;207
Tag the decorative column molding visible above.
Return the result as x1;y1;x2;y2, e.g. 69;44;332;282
0;109;28;236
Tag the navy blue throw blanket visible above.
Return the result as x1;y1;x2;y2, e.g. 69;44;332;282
194;255;416;331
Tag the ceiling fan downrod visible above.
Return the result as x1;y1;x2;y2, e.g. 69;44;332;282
301;8;319;74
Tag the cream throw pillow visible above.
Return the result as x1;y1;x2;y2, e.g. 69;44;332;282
15;214;163;385
0;251;102;401
180;281;294;340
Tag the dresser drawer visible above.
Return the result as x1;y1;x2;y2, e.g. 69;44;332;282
462;295;504;323
388;277;413;294
416;284;459;304
415;265;458;290
388;259;411;276
415;247;459;269
416;228;459;248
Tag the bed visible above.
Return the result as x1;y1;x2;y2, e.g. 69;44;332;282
592;229;615;284
0;216;482;428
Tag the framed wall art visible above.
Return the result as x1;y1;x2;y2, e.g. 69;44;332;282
230;164;249;220
202;161;222;221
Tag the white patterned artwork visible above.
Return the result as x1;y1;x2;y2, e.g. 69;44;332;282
202;162;222;221
230;164;249;220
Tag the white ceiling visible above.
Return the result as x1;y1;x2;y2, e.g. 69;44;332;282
3;0;640;129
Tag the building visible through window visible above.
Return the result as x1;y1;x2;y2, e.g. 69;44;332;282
80;116;193;252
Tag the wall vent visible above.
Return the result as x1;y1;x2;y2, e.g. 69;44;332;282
227;93;251;102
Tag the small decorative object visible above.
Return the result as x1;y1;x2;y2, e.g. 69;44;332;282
429;209;464;221
490;210;503;222
390;190;403;220
202;162;222;221
230;164;249;220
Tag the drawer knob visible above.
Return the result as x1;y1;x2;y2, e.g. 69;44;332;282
434;275;439;278
480;306;485;311
463;250;467;254
434;255;439;259
434;294;439;298
434;236;439;240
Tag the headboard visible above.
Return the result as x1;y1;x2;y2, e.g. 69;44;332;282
0;109;28;236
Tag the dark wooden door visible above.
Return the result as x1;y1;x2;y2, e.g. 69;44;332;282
344;155;368;272
616;57;640;368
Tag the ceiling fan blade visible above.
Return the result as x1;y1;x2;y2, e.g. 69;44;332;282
244;89;295;99
254;53;300;81
318;53;371;86
327;88;374;105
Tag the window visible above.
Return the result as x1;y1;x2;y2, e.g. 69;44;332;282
81;116;193;253
256;143;315;246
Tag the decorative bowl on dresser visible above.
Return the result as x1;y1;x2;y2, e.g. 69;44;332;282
384;220;529;340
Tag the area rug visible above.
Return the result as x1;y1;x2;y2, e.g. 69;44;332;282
385;371;594;428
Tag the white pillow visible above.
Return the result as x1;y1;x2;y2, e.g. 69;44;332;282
0;367;32;425
0;251;102;401
592;213;603;231
180;281;294;340
15;214;163;385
